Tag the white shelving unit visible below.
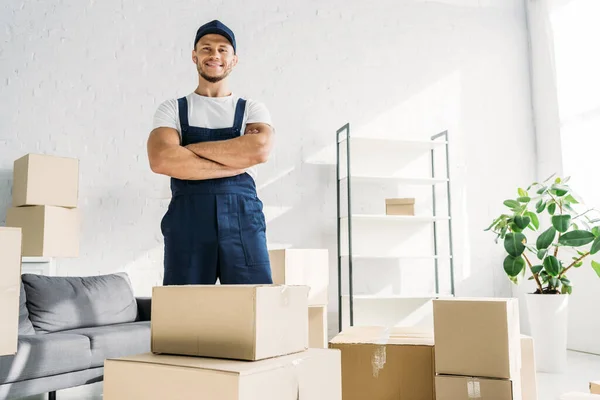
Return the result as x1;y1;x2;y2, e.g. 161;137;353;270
21;257;56;275
336;123;456;331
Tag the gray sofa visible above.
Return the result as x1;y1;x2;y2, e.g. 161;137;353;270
0;272;152;400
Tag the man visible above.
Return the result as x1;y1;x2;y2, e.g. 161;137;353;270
147;20;274;286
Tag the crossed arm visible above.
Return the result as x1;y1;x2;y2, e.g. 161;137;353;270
147;123;273;180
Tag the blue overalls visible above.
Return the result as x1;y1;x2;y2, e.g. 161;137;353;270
161;96;273;285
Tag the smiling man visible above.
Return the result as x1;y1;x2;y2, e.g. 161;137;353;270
147;20;274;286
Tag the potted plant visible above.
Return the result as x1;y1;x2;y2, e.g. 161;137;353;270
485;174;600;373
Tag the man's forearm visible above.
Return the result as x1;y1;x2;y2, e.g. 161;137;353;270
185;134;269;169
152;146;244;180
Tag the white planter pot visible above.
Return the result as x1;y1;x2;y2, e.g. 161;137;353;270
525;293;569;373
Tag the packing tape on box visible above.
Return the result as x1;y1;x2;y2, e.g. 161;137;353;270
467;378;482;399
280;285;290;307
371;327;391;378
292;357;303;399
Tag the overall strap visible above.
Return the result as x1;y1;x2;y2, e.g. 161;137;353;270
177;97;189;133
233;98;247;134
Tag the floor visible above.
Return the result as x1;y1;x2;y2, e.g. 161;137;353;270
16;350;600;399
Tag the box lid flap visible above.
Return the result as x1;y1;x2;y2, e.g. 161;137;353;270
110;349;333;375
385;198;415;205
330;326;434;346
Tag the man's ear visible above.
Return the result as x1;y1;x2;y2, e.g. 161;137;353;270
232;54;239;67
191;49;198;65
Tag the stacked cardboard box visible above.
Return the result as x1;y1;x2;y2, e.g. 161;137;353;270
329;326;436;400
0;227;23;356
433;298;524;400
269;249;329;348
104;285;342;399
6;153;80;257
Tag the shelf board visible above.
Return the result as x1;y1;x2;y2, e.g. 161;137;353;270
22;257;52;263
341;254;452;260
305;137;447;165
339;137;447;149
340;176;448;185
341;214;450;222
342;293;452;300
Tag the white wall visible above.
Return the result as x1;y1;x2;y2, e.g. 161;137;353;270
1;0;535;335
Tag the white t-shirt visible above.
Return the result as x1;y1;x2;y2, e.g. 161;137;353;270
152;92;273;181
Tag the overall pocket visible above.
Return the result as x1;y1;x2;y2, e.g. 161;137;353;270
238;195;269;266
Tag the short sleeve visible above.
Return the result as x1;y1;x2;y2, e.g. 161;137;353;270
245;100;273;127
152;99;179;131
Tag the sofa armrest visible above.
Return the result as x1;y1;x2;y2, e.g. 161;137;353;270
136;297;152;321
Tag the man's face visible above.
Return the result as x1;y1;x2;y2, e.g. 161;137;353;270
193;34;238;83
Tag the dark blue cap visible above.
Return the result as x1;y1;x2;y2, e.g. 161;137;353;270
194;20;236;53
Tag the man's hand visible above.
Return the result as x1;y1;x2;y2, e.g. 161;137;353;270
185;123;274;169
147;127;246;180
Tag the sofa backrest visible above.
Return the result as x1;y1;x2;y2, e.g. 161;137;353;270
22;272;138;333
18;282;35;335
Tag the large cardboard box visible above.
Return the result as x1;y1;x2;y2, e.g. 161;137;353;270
591;381;600;394
433;298;521;380
0;227;22;356
12;153;79;208
308;305;327;348
269;249;329;306
329;326;435;400
435;375;518;400
104;348;342;400
151;285;309;361
6;206;80;257
521;335;538;400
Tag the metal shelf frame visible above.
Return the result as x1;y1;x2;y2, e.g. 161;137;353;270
336;123;456;331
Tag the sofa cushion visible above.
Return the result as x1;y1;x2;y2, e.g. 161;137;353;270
62;321;150;367
18;282;35;335
22;272;138;333
0;333;91;384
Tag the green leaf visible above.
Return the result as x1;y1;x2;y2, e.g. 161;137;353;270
548;203;557;215
504;255;525;277
504;200;520;209
504;233;527;257
558;230;596;247
574;261;583;268
543;255;561;276
591;227;600;238
552;215;572;233
590;236;600;255
550;184;569;197
517;196;531;203
531;265;543;274
555;177;561;184
571;223;580;231
560;277;571;285
536;227;556;250
518;188;528;197
510;223;524;233
565;194;579;204
592;261;600;278
536;199;546;213
513;216;531;230
540;271;550;284
484;216;501;232
561;285;573;294
537;186;547;195
564;203;576;213
527;212;540;230
537;248;547;260
543;173;556;183
549;277;560;288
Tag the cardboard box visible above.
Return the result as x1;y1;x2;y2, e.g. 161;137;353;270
385;198;415;216
435;375;518;400
104;348;341;400
591;381;600;394
151;285;309;361
269;249;329;306
329;326;435;400
433;298;521;380
521;335;538;400
308;305;327;348
0;227;22;356
6;206;80;257
12;153;79;208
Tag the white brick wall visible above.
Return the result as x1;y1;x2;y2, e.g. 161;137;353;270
1;0;535;317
